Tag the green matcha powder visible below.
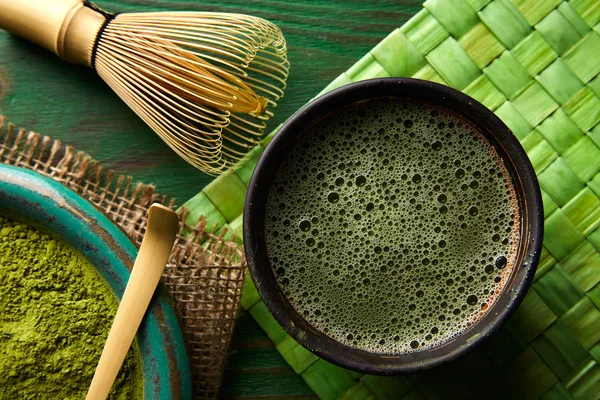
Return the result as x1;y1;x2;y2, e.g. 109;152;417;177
0;217;143;399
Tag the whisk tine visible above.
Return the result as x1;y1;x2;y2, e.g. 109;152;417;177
113;23;260;47
107;29;254;66
105;78;227;152
97;10;288;174
110;48;247;112
105;33;252;89
99;50;237;120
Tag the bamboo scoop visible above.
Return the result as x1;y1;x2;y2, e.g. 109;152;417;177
86;203;179;400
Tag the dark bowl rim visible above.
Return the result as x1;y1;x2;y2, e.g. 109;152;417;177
244;77;543;375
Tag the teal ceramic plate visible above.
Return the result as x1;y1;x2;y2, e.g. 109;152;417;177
0;164;192;399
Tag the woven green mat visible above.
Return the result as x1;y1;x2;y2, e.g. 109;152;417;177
183;0;600;398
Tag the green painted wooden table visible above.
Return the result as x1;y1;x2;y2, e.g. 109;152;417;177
0;1;421;398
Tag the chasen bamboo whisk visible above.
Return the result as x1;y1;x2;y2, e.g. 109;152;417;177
0;0;289;175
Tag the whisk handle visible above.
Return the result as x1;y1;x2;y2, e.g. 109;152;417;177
0;0;106;66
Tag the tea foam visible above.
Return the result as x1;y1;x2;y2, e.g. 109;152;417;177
264;98;520;354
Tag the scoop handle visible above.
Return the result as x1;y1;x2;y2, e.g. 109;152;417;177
85;204;179;400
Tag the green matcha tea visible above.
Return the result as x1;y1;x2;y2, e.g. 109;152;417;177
264;98;520;354
0;217;143;399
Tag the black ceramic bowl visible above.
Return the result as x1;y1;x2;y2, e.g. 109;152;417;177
244;78;543;375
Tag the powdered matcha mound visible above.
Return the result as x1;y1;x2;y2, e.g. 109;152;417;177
0;217;143;399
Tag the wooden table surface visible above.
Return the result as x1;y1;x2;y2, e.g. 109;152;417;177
0;1;421;398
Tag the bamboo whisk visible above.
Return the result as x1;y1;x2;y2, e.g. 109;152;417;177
0;0;289;175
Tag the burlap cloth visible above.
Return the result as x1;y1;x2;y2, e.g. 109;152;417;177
0;115;246;399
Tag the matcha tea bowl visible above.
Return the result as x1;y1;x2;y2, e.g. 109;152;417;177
244;78;543;375
0;164;192;398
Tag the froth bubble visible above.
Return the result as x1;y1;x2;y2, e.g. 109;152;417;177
466;295;478;306
495;256;507;269
328;192;340;203
299;220;311;231
356;175;367;186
